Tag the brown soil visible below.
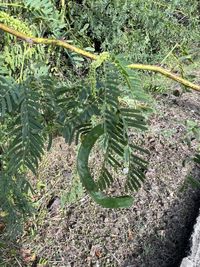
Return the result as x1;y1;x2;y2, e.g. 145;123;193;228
3;90;200;267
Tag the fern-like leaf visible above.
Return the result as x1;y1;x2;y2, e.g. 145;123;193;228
6;82;44;175
23;0;65;37
89;62;149;195
0;76;22;117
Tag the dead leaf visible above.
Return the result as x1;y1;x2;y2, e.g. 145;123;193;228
128;229;133;241
90;245;102;258
0;222;5;232
95;249;101;258
20;248;36;264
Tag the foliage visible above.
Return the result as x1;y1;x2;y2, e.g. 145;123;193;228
0;50;149;232
0;0;199;233
67;0;199;62
183;120;200;151
61;173;84;207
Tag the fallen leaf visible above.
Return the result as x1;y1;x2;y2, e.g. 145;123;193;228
90;245;102;258
20;248;36;264
95;249;101;258
128;229;133;241
0;222;5;232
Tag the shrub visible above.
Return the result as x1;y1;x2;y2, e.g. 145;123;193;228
0;0;199;234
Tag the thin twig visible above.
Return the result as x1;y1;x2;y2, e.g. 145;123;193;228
14;257;23;267
104;246;121;264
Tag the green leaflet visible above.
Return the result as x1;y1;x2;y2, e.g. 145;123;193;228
23;0;65;37
77;124;133;208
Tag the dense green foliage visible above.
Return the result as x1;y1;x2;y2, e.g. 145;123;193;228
0;0;199;233
68;0;199;62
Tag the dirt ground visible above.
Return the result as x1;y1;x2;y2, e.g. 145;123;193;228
2;88;200;267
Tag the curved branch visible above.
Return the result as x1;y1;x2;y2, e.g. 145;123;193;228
127;64;200;92
0;23;199;91
0;23;97;60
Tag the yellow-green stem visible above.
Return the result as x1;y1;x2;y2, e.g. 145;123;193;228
0;23;97;60
127;64;200;91
0;23;199;92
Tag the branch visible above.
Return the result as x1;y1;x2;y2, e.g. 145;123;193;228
0;23;97;60
0;23;199;92
128;64;200;92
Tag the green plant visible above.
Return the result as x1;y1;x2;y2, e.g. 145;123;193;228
61;173;84;207
0;51;149;199
185;120;200;147
66;0;199;63
0;2;199;233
